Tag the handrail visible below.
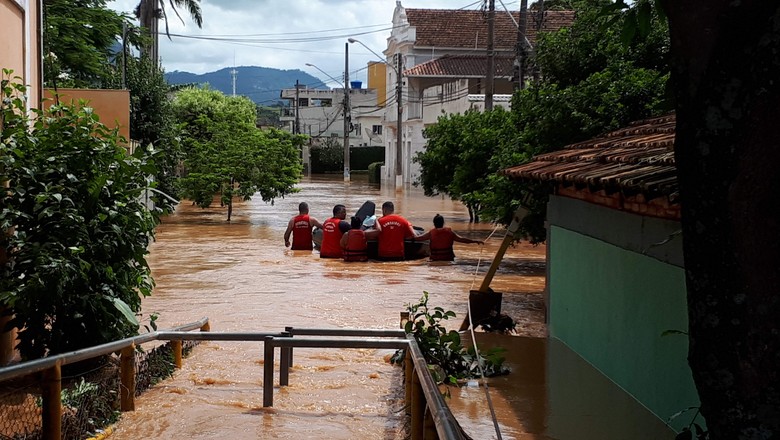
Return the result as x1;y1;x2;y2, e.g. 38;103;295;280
0;322;468;440
406;335;468;440
0;317;209;382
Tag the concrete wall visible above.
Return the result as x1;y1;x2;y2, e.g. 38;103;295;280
44;88;130;141
0;0;42;109
546;195;699;431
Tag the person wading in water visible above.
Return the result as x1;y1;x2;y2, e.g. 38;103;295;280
371;201;415;261
414;214;483;261
284;202;323;250
320;204;349;258
340;216;368;262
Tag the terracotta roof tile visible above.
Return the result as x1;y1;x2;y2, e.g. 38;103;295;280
406;9;576;50
403;55;515;78
503;113;679;202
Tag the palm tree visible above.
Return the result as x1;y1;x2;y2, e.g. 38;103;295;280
135;0;203;65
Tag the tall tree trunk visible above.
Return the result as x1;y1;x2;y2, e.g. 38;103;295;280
663;1;780;437
138;0;158;64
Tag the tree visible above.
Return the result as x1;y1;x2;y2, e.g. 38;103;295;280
119;56;182;211
136;0;203;63
415;108;519;223
42;0;132;88
170;87;304;220
639;1;780;438
0;75;161;359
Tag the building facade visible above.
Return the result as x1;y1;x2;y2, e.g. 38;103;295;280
381;1;574;186
504;114;703;431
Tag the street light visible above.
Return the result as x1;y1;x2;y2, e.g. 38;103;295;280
304;63;343;87
348;38;403;190
305;60;350;182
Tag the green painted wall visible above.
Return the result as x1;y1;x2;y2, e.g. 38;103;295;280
549;226;699;430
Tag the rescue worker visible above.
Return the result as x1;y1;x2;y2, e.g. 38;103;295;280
284;202;322;250
372;201;415;261
414;214;484;261
340;216;368;262
320;204;349;258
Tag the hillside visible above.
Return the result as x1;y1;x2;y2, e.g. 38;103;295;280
165;66;324;106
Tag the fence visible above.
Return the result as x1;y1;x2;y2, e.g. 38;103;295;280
0;319;467;440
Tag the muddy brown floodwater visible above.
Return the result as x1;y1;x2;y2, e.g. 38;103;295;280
109;175;674;440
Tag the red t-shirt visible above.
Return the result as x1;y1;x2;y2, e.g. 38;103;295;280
429;227;456;261
291;214;313;250
320;217;343;258
377;214;414;259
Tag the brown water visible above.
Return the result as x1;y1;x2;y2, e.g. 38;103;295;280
109;175;674;439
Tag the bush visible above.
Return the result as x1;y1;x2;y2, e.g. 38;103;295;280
0;73;161;359
368;161;383;184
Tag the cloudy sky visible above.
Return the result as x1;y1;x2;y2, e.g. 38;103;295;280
108;0;518;86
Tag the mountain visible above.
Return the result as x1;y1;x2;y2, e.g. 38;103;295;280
165;66;324;106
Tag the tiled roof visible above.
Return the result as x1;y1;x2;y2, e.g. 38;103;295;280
403;55;515;78
503;113;679;202
406;9;576;50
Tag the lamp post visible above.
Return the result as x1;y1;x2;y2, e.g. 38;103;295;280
305;62;350;181
348;38;403;190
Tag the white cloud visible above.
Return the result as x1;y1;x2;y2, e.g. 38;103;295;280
109;0;490;84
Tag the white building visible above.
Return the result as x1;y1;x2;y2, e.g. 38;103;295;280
279;85;383;147
380;1;574;186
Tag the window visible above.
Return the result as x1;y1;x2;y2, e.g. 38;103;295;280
372;125;383;135
298;98;309;107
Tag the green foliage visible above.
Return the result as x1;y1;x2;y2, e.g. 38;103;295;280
118;56;181;211
43;0;139;88
393;292;510;385
0;74;161;359
368;161;384;184
350;146;384;171
170;87;303;219
415;0;670;242
310;138;344;173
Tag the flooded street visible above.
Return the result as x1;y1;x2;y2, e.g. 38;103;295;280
109;175;673;439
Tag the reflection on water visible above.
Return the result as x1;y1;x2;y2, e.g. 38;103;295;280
110;175;670;439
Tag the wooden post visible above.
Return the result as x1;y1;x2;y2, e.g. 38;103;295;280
404;349;413;416
120;343;136;411
411;368;425;440
263;336;275;407
41;363;62;440
172;340;183;369
423;406;438;440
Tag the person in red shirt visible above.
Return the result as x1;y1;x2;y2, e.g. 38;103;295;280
373;201;415;261
415;214;484;261
320;204;349;258
340;216;368;262
284;202;322;250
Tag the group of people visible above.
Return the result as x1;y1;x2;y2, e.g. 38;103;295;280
283;201;483;262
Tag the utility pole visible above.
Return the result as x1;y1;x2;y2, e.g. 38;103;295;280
294;79;300;135
395;54;403;189
532;0;545;84
343;42;351;182
485;0;495;110
515;0;529;91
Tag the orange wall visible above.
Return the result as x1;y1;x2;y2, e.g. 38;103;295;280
44;88;131;141
1;0;42;108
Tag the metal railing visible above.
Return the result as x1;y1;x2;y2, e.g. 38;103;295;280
0;319;467;440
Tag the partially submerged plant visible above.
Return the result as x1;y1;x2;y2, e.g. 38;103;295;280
392;291;510;385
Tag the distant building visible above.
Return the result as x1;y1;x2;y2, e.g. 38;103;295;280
380;1;575;185
279;84;383;147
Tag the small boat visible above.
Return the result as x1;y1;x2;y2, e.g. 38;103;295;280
312;201;429;260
